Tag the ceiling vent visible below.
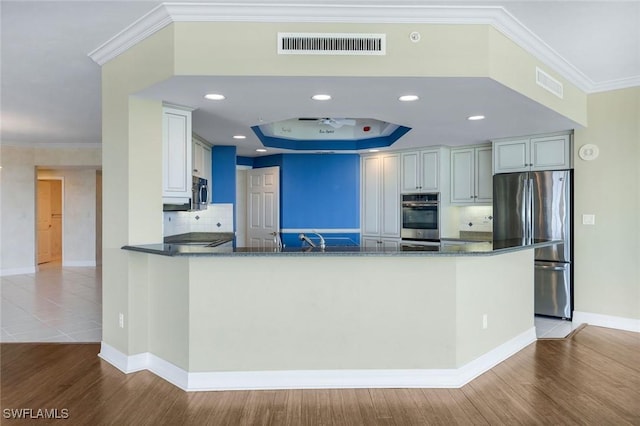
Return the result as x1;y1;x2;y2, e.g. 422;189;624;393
278;32;386;55
536;67;564;99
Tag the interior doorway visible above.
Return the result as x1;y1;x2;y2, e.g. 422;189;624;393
37;179;63;265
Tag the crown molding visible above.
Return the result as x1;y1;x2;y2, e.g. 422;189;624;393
589;75;640;94
87;2;640;94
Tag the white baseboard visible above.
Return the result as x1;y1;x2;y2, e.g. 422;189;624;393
98;328;536;391
99;342;149;373
63;260;97;267
573;311;640;333
0;266;37;277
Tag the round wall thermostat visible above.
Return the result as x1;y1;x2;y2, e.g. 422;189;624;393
579;144;599;161
409;32;421;42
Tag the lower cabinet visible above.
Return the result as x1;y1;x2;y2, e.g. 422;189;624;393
362;237;400;250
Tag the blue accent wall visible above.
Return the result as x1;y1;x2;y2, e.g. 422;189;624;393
211;145;236;203
236;156;254;167
280;154;360;229
253;154;360;245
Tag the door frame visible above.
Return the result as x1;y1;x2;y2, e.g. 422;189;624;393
36;176;65;267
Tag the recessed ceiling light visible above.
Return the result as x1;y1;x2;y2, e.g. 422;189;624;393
204;93;225;100
398;95;419;102
233;135;246;140
256;148;267;153
468;115;486;121
311;94;332;101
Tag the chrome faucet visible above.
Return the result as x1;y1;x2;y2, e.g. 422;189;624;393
298;232;326;250
311;231;326;250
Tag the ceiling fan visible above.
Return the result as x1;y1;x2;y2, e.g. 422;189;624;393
298;117;357;129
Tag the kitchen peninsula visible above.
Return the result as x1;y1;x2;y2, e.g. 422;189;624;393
105;240;554;391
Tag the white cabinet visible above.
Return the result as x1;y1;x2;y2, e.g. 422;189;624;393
362;237;399;250
401;149;440;193
493;133;572;174
450;145;492;204
192;136;212;202
361;153;401;246
192;138;211;179
162;106;193;202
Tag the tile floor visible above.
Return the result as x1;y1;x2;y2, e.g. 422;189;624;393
534;315;575;338
1;264;572;342
1;263;101;342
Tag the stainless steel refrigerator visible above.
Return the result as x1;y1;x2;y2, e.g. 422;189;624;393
493;170;573;319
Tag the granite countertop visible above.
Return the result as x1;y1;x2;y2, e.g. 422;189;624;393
122;238;559;257
163;232;235;245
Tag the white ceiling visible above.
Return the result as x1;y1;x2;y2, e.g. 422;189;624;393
1;1;639;157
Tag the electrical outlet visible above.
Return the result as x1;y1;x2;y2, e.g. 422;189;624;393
118;313;124;328
582;214;595;225
482;314;488;329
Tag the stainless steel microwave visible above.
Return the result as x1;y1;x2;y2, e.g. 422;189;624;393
401;193;439;241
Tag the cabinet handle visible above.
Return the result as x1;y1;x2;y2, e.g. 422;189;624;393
193;169;199;172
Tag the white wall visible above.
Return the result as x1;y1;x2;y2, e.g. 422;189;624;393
38;168;98;266
0;145;101;275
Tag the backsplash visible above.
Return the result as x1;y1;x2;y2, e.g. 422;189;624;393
163;203;234;236
457;205;493;233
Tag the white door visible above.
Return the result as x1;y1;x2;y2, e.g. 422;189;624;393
246;166;280;249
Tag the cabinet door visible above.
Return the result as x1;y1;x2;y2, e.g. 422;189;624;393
202;144;212;202
361;156;381;236
380;154;400;238
362;237;381;249
530;135;571;170
451;148;474;203
381;239;400;250
493;139;529;173
475;147;493;203
162;107;192;198
400;151;420;193
420;150;439;192
192;140;204;177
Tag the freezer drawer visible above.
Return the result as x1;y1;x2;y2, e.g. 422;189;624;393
535;261;571;319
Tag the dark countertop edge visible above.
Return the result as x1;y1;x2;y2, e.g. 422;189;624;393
122;240;559;258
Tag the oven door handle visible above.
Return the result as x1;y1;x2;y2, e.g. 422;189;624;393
403;203;439;207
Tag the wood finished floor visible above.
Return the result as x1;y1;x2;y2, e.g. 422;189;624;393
1;325;639;425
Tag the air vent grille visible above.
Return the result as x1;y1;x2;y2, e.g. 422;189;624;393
278;32;386;55
536;67;564;99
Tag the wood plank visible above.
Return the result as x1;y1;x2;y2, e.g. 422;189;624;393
2;326;640;425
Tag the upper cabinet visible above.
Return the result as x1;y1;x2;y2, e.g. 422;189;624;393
162;105;193;202
192;134;212;202
401;148;441;193
192;137;211;179
493;133;572;174
450;145;492;204
400;147;450;196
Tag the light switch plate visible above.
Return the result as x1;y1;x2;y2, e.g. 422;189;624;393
582;214;596;225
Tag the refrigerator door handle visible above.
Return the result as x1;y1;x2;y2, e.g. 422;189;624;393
525;177;532;244
535;265;568;271
529;177;534;243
